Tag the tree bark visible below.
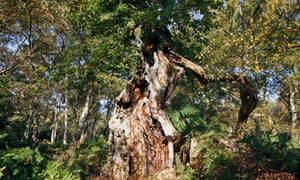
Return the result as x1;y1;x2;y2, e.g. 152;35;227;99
105;47;184;179
31;111;39;148
77;89;93;141
63;92;68;145
105;30;258;178
290;90;297;129
51;99;59;144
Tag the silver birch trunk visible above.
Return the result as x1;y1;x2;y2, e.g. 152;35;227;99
51;95;59;144
78;89;93;140
63;93;68;145
51;107;58;144
290;90;297;129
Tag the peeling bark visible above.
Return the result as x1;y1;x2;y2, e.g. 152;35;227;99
105;30;258;178
105;48;184;179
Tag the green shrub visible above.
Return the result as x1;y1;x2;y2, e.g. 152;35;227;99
62;135;109;179
0;147;45;180
175;155;197;179
42;161;79;180
243;132;300;174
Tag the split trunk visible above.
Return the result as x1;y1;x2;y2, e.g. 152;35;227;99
106;47;184;179
105;32;257;179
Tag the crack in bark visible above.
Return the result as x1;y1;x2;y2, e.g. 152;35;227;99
106;28;258;178
105;49;184;179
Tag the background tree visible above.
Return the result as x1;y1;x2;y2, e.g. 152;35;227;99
97;0;259;178
1;0;300;179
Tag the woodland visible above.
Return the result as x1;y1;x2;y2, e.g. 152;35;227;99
0;0;300;179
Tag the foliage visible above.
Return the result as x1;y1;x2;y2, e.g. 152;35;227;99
42;161;79;180
0;166;5;179
243;132;300;174
0;0;300;179
0;135;108;179
185;130;300;179
175;155;197;180
191;130;236;179
63;135;109;178
0;147;45;179
169;103;209;138
0;77;14;130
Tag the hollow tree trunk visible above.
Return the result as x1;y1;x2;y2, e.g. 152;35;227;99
105;29;257;179
106;48;184;179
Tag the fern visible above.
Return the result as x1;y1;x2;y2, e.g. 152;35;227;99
0;166;5;178
190;130;235;179
169;104;208;138
175;155;197;179
43;161;79;180
0;146;46;179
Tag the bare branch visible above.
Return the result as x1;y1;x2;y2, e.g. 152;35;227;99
0;55;31;76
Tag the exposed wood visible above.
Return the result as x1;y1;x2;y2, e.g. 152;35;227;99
105;30;258;178
105;48;184;179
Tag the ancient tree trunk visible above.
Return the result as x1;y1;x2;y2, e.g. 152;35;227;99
105;30;258;179
106;45;184;179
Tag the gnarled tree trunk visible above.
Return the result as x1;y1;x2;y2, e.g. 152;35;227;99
105;46;184;179
104;30;258;179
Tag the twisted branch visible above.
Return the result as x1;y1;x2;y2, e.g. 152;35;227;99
168;50;258;138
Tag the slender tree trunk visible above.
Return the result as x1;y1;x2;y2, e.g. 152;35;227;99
252;114;262;143
289;87;299;142
290;90;297;129
280;82;298;129
63;93;68;145
23;110;33;143
51;107;58;144
31;112;39;148
51;94;60;144
77;89;93;141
